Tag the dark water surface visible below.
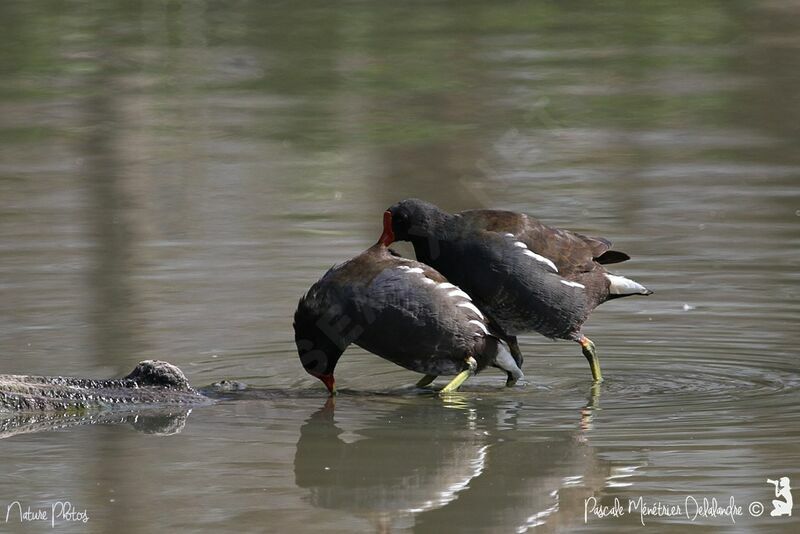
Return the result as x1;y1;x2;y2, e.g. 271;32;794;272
1;1;798;532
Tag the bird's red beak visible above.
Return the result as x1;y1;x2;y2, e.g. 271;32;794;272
319;374;336;395
378;210;395;246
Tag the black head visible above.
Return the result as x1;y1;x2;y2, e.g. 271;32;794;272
386;199;447;243
293;294;346;395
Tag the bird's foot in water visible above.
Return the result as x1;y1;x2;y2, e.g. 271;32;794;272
440;357;477;394
505;372;522;387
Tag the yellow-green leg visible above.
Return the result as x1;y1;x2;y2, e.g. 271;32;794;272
416;374;437;388
440;357;477;394
579;336;603;383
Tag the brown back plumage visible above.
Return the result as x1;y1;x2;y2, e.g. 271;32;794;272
458;209;629;276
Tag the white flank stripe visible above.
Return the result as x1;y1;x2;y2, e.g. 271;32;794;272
457;302;485;319
437;282;456;290
606;274;649;295
514;241;528;249
522;250;558;272
405;267;424;274
469;320;490;335
422;277;435;285
397;265;410;271
560;280;586;289
448;289;472;301
504;233;515;237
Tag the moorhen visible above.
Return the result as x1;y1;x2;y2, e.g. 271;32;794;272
293;212;523;394
384;199;653;382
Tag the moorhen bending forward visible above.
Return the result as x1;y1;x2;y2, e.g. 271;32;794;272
384;199;653;383
293;213;523;395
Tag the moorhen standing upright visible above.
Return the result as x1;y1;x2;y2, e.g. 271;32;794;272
293;212;523;395
384;199;653;383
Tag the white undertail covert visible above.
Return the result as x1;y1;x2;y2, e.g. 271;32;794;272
605;274;651;295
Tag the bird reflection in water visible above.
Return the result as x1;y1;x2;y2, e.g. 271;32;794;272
294;385;621;532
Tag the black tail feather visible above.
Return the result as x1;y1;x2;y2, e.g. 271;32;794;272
595;250;630;264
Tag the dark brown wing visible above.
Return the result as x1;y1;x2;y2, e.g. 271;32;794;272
457;209;628;275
